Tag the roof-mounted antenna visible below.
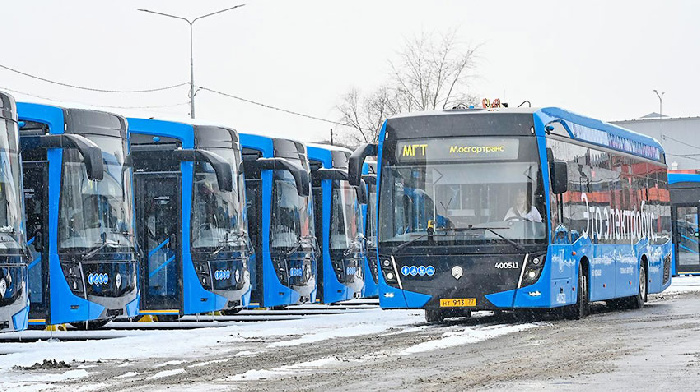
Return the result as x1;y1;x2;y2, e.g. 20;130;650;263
518;100;531;108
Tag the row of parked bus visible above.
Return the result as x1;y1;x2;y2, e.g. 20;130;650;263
0;88;687;329
0;91;382;332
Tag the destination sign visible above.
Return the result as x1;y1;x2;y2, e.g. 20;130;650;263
396;137;519;162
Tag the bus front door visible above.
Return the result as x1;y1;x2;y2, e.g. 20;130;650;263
22;162;48;323
135;173;182;314
674;205;700;274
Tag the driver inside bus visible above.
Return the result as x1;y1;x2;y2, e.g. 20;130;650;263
504;189;542;222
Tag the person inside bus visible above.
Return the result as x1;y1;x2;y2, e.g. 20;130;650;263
504;189;542;222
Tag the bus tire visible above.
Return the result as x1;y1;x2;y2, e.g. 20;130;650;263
221;307;243;316
564;262;589;320
629;263;647;309
425;309;444;323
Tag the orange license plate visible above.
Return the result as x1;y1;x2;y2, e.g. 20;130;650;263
439;298;476;307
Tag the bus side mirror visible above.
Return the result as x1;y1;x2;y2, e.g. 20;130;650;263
349;143;377;186
21;134;104;180
550;160;568;194
254;157;310;197
174;149;234;192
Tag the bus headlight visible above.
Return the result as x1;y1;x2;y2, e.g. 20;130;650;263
0;279;6;297
521;255;546;288
380;257;400;287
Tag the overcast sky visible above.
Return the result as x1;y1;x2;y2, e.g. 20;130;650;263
1;0;697;142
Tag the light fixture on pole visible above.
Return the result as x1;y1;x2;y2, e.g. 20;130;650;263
138;4;246;119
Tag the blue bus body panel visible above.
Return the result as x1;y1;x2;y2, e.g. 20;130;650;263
18;103;106;324
307;145;353;304
128;118;229;314
239;133;298;308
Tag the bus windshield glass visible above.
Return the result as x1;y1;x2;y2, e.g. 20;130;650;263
330;180;363;249
379;136;546;245
271;170;314;251
0;118;24;250
191;147;245;250
59;134;135;251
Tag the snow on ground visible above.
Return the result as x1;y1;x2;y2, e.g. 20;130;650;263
0;308;422;390
3;276;697;390
398;323;541;355
662;275;700;294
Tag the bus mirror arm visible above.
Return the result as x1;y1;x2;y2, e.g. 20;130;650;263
313;168;347;181
173;149;234;193
254;157;310;197
361;174;377;184
27;134;104;181
356;179;368;204
550;160;568;194
349;143;377;186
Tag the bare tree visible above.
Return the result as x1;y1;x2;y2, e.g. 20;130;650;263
337;30;479;146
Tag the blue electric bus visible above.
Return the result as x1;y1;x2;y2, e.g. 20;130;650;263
240;134;317;308
350;107;672;322
19;103;139;328
668;173;700;275
128;118;251;318
307;144;365;303
361;160;379;298
0;92;29;332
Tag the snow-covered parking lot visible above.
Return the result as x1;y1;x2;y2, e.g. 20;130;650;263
3;276;700;391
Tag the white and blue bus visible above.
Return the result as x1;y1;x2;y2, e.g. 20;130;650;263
668;173;700;275
350;107;672;322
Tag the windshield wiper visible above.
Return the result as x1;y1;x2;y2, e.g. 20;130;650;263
82;240;120;260
436;226;526;252
394;232;437;255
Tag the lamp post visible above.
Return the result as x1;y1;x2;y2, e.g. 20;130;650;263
138;4;246;119
653;89;665;142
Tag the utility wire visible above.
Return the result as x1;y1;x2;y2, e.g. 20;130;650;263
0;63;188;93
662;133;700;152
1;86;190;110
200;86;346;126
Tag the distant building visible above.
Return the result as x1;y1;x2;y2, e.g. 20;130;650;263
611;114;700;171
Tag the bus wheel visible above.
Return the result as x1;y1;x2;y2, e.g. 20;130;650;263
629;263;647;309
221;307;242;316
69;320;109;330
564;262;589;320
424;309;444;323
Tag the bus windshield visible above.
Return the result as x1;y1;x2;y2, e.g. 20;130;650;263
271;170;314;251
330;180;363;249
379;136;546;245
191;148;245;250
0;119;24;250
59;134;135;251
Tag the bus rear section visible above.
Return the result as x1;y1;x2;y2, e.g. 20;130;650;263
241;134;317;308
308;144;365;304
129;119;251;318
350;108;672;322
0;91;29;332
19;103;139;327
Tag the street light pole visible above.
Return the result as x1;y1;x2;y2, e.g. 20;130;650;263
653;89;665;141
138;4;246;119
